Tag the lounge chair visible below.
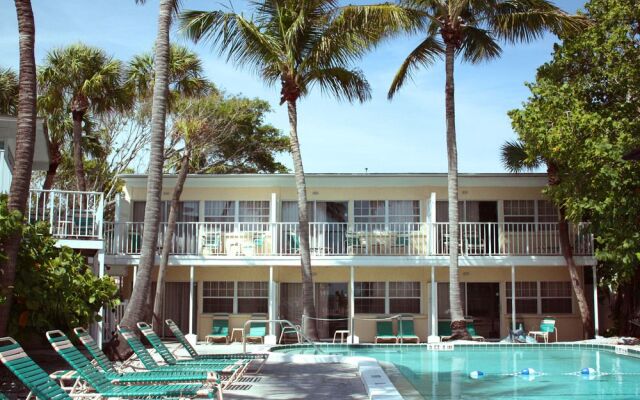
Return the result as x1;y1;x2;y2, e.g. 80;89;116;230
465;321;485;341
375;319;397;343
45;331;220;399
528;317;558;343
397;316;420;343
165;319;267;367
117;326;248;378
0;337;74;400
245;315;267;343
205;315;230;344
438;320;484;341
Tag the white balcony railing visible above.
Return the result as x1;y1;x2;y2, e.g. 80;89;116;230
27;189;104;240
104;221;593;257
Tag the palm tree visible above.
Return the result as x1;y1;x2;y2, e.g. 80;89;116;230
0;0;37;336
116;0;179;356
387;0;588;340
501;140;593;338
0;67;19;115
181;0;420;339
38;44;129;192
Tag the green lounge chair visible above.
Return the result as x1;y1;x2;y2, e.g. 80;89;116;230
46;330;221;396
205;316;230;344
165;319;267;364
465;322;485;341
397;316;420;343
245;316;267;343
438;320;484;341
0;337;73;400
375;319;397;343
528;317;558;343
118;326;248;383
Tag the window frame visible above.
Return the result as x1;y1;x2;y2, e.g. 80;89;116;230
354;281;421;314
506;281;573;315
202;281;235;314
202;280;270;315
388;281;421;314
353;200;420;231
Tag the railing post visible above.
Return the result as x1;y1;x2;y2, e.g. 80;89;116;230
96;193;104;240
48;191;55;235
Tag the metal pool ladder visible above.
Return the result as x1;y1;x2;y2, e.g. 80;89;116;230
242;319;323;354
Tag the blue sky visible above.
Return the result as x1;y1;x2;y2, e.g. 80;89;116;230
0;0;586;173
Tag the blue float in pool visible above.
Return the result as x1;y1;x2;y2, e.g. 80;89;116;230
469;371;484;379
581;368;597;376
520;368;536;376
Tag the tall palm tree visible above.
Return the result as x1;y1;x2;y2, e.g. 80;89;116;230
0;67;19;115
38;44;129;192
116;0;179;356
387;0;588;339
0;0;37;336
181;0;420;339
501;140;593;338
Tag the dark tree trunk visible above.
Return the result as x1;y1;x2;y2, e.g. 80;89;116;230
0;0;37;336
287;99;318;340
42;132;61;191
152;152;189;330
114;0;173;358
443;40;469;341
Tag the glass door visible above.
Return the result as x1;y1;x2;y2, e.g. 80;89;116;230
315;282;348;340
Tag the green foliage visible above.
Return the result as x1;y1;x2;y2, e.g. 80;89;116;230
0;196;119;336
0;67;19;115
0;197;23;305
508;0;640;287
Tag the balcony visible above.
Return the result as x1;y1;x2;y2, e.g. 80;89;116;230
27;189;104;242
103;221;593;258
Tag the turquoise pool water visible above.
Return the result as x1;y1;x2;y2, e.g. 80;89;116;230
272;345;640;399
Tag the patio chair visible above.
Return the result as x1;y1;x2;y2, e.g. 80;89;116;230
465;321;485;341
205;315;230;344
202;229;222;255
397;316;420;343
287;231;300;254
45;331;220;399
253;233;266;255
246;315;267;343
374;319;397;343
278;324;302;344
528;317;558;343
391;233;410;255
0;337;75;400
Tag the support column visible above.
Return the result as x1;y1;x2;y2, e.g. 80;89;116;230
185;266;197;345
265;266;277;345
347;265;359;343
511;265;516;331
96;249;105;348
592;266;600;337
428;266;440;342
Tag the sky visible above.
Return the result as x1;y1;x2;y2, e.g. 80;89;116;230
0;0;586;174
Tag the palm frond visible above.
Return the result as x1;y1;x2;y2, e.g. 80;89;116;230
458;25;502;63
388;34;443;99
500;139;543;173
489;0;590;44
304;67;371;103
0;67;19;115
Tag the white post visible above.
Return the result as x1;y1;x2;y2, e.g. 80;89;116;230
185;265;197;345
96;249;105;348
265;266;277;345
428;193;437;255
428;266;440;342
347;265;358;344
592;266;600;337
270;193;278;255
511;265;516;331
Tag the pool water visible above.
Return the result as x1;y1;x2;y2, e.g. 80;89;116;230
273;345;640;399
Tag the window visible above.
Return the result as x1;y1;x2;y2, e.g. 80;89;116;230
354;200;420;230
239;201;270;223
537;200;559;231
204;201;235;223
389;282;420;313
202;281;234;313
354;201;385;229
237;281;269;313
132;201;199;222
354;282;385;314
504;200;535;223
388;201;420;226
506;282;538;313
506;281;572;314
541;282;572;313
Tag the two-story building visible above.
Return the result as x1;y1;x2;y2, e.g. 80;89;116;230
104;173;599;343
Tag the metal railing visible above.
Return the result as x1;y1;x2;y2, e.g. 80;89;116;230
242;319;320;354
103;221;594;257
27;189;104;240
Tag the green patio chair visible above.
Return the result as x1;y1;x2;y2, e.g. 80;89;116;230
438;320;453;339
205;316;230;344
246;316;267;344
374;319;397;343
47;330;221;391
164;319;267;365
528;317;558;343
465;321;485;341
397;316;420;343
0;337;73;400
117;326;247;379
288;231;300;254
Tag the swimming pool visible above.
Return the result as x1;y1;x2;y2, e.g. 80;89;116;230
272;344;640;399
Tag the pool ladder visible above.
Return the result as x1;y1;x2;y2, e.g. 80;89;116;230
242;319;323;354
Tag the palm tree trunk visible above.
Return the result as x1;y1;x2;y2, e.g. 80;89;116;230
114;0;173;357
152;152;189;331
0;0;37;336
72;111;88;192
42;129;61;191
558;207;593;338
444;41;468;340
287;99;318;340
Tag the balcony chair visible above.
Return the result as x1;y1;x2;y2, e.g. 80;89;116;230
346;231;366;255
287;231;300;254
202;230;222;255
527;317;558;343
